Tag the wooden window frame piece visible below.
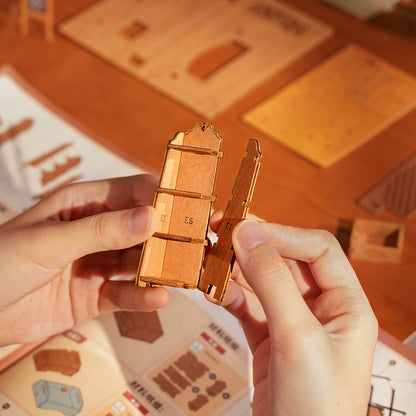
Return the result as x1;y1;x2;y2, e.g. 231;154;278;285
135;123;262;303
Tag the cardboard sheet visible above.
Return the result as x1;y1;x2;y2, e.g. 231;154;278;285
59;0;333;118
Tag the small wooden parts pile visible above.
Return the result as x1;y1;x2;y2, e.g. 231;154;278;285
136;122;262;301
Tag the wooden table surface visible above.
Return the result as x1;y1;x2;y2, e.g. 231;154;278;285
1;0;415;340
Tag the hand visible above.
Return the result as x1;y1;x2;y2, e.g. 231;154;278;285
209;214;378;416
0;175;170;346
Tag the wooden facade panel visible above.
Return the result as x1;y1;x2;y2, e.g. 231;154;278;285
162;241;205;288
175;152;218;195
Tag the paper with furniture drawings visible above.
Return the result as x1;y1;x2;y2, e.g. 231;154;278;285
0;66;415;415
59;0;333;118
244;44;416;167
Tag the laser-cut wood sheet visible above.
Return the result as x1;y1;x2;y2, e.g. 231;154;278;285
59;0;333;118
136;123;223;289
244;44;416;167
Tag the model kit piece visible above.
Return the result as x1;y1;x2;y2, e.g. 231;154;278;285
349;219;405;263
114;311;163;343
19;0;54;41
174;351;209;382
136;122;223;290
358;152;416;218
188;394;209;412
153;373;180;398
163;365;191;390
206;380;227;397
32;380;83;416
34;349;81;376
0;118;33;145
199;138;262;301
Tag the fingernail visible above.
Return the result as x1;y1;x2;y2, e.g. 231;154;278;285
130;207;154;234
237;221;268;250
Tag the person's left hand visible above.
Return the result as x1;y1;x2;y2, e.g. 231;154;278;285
0;175;170;346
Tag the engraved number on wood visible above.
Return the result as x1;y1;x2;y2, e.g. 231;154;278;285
226;222;232;230
160;214;166;222
184;216;194;225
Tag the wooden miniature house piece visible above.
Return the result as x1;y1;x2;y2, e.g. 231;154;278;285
19;0;55;41
136;122;223;290
136;122;262;301
349;219;405;263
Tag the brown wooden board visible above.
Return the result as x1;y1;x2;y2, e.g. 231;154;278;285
59;0;333;118
199;139;262;301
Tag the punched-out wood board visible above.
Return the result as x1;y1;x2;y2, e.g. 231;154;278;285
244;44;416;167
59;0;333;118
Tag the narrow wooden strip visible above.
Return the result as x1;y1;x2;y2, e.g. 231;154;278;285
157;187;217;202
167;143;224;157
153;232;207;245
198;138;262;301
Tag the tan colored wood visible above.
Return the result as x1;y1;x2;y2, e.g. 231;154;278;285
244;44;416;167
199;139;262;302
58;0;332;118
19;0;55;41
136;123;222;289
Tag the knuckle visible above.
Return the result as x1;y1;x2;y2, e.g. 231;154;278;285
315;229;338;247
91;214;113;250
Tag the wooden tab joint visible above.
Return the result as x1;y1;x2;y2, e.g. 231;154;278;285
157;187;217;202
153;232;208;246
167;143;224;157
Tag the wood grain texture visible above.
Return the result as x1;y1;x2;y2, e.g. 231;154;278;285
2;0;416;340
136;123;222;289
199;139;262;301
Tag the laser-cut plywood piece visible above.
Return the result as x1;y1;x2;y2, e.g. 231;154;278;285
244;44;416;167
136;122;223;289
358;153;416;218
59;0;333;118
33;349;81;376
19;0;55;41
114;311;163;343
349;219;405;263
199;139;262;302
136;124;261;301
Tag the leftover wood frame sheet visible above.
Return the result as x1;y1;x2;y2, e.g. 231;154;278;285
0;65;143;213
59;0;333;118
244;44;416;167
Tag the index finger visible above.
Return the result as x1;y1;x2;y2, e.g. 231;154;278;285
260;223;361;292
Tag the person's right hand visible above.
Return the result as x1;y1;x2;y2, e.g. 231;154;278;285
210;215;378;416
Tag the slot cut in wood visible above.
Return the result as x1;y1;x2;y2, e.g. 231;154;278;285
136;123;261;302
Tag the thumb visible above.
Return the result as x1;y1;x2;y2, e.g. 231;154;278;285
31;206;158;268
232;220;316;338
